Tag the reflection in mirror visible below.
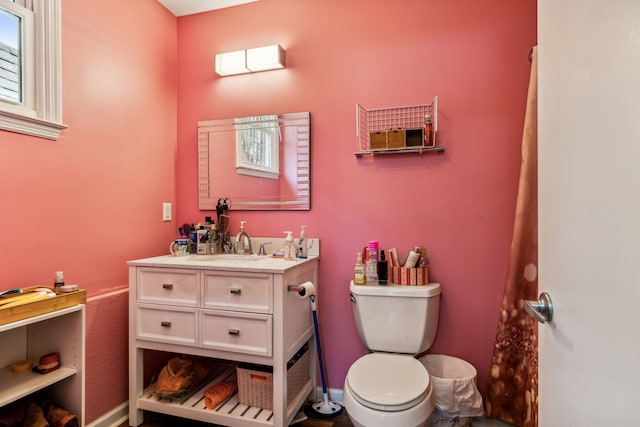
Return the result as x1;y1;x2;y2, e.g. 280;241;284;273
198;112;310;210
235;115;280;179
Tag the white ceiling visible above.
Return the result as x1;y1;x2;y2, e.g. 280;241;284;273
156;0;259;16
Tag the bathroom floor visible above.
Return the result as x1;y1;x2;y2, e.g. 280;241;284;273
121;409;516;426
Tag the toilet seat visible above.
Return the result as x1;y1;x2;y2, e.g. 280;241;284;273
346;353;430;411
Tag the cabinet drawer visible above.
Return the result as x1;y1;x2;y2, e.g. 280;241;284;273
136;304;197;346
202;271;272;314
200;309;272;357
138;268;198;307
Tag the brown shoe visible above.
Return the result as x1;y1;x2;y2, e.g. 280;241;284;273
0;399;27;427
22;402;49;427
41;401;78;427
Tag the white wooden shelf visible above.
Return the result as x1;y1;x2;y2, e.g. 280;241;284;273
0;366;77;407
134;363;313;427
0;303;85;425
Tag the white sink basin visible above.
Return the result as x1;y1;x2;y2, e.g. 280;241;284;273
190;254;263;262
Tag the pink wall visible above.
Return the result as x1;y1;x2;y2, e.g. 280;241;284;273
0;0;177;423
176;0;537;396
0;0;536;421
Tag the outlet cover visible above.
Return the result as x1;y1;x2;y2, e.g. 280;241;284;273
162;202;172;221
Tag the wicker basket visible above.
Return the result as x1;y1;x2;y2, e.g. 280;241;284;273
237;345;310;410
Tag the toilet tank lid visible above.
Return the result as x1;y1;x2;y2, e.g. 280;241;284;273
350;282;441;297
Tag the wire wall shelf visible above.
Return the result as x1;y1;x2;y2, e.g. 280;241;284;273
355;96;443;157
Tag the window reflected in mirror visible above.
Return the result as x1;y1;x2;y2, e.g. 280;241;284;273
235;115;280;179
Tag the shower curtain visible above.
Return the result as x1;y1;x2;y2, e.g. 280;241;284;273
485;46;538;427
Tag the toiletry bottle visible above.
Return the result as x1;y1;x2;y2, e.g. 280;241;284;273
404;249;420;268
297;225;308;259
365;241;378;283
424;114;433;146
54;271;64;291
377;250;388;285
368;241;378;263
236;221;248;254
283;231;296;260
354;252;366;285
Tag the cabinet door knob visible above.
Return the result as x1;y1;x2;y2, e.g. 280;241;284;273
228;329;240;336
162;283;173;290
160;321;171;328
230;288;242;295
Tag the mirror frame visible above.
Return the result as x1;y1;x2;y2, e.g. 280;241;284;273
198;112;310;210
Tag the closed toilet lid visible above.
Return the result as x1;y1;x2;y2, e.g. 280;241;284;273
347;353;430;411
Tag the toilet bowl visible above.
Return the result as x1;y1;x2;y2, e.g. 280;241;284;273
343;353;435;427
343;282;441;427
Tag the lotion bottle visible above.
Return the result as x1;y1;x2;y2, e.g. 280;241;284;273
354;252;366;285
283;231;296;260
235;221;248;253
297;225;308;258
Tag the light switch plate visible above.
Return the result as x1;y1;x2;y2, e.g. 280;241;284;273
162;202;172;221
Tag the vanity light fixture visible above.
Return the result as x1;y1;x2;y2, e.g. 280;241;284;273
215;44;286;77
215;49;249;76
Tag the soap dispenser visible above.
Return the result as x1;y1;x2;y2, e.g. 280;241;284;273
297;225;308;259
283;231;296;260
235;221;251;254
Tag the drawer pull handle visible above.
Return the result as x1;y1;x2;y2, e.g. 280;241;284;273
230;288;242;295
228;329;240;336
162;283;173;290
161;321;172;328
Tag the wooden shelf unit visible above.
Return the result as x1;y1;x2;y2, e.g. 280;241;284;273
0;304;85;425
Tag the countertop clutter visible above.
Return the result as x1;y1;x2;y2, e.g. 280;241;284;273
0;288;87;326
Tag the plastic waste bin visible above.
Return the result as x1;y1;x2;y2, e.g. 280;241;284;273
420;354;484;417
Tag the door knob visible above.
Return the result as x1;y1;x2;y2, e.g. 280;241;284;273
524;292;553;323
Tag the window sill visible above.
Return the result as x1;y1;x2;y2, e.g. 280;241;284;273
0;110;66;141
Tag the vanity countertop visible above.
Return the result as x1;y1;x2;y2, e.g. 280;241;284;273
127;254;318;273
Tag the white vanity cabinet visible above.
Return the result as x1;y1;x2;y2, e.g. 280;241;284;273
128;252;318;427
0;305;85;426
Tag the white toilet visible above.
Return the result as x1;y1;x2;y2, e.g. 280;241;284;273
343;281;441;427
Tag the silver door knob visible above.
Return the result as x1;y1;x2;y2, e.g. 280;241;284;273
524;292;553;323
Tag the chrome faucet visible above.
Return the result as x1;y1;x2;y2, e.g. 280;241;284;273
258;242;272;256
235;221;252;255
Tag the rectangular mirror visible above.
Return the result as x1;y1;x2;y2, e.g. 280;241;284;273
198;112;310;210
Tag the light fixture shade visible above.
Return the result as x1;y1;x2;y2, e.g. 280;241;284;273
215;50;249;76
246;44;286;72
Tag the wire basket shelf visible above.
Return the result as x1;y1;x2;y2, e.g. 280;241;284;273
355;96;441;156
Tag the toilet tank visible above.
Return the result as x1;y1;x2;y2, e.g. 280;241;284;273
349;281;441;354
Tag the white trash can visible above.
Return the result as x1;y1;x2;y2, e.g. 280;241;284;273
420;354;484;417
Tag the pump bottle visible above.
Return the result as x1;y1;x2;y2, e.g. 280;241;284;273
283;231;296;260
235;221;250;254
297;225;308;258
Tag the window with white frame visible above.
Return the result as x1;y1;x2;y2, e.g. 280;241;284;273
0;0;64;140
